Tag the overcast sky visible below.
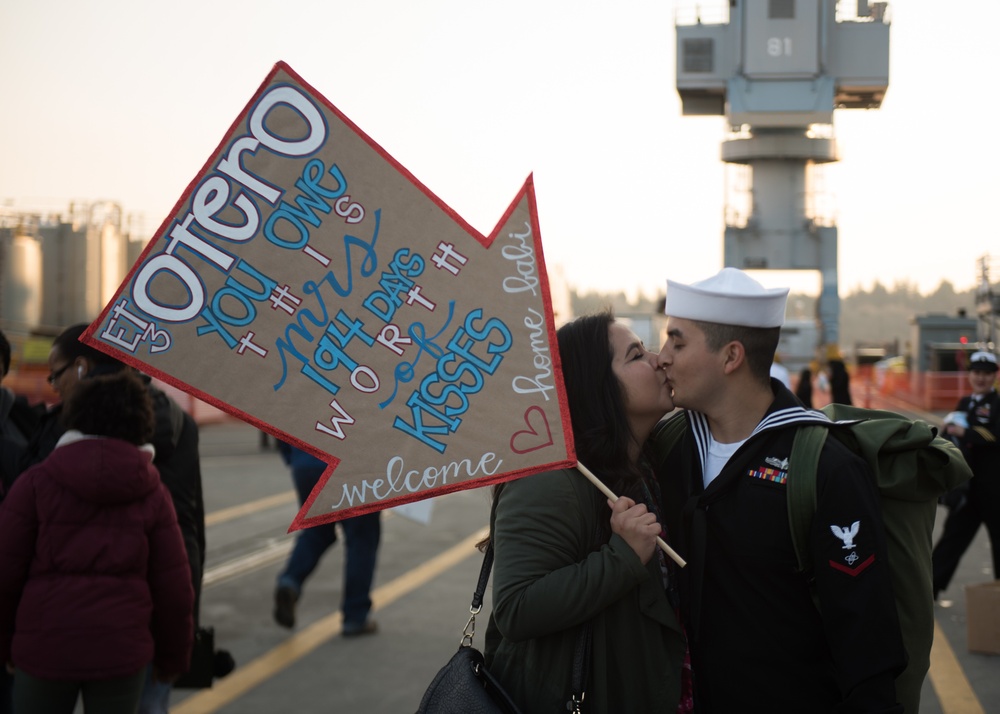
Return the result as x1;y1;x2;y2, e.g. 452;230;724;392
1;0;996;299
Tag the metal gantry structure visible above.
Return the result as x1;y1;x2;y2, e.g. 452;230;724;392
675;0;890;349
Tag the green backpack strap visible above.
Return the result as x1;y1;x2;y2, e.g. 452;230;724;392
787;424;829;575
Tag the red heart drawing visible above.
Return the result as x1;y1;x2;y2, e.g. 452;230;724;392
510;405;554;454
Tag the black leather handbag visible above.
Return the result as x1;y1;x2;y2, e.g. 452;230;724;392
173;626;236;689
173;626;216;689
415;541;591;714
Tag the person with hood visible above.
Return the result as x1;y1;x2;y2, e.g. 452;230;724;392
12;323;219;711
0;370;193;713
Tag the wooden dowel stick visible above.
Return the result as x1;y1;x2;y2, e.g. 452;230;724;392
575;462;687;568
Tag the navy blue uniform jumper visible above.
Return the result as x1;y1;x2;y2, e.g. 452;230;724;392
657;380;905;714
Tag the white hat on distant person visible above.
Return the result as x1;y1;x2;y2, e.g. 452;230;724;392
968;350;999;372
665;267;789;328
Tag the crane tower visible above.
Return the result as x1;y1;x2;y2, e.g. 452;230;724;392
675;0;890;346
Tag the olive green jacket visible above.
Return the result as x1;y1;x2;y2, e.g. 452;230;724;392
483;468;686;714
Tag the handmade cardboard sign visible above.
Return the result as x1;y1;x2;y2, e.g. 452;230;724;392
83;61;575;529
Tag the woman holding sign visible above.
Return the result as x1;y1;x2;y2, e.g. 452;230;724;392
483;311;691;713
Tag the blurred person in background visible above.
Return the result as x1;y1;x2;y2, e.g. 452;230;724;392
0;329;43;501
0;370;193;713
14;323;221;711
827;347;853;406
769;354;792;390
795;365;814;408
932;350;1000;600
0;331;43;714
273;443;381;638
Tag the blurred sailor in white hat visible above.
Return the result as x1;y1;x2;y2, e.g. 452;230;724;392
933;346;1000;601
968;350;999;373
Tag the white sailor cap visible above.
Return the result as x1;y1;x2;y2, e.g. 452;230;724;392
968;351;999;372
665;268;789;328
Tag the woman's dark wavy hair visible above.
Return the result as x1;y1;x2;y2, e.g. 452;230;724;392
556;310;646;490
62;370;154;445
482;309;644;550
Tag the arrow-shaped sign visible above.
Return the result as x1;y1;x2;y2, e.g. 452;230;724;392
82;61;576;530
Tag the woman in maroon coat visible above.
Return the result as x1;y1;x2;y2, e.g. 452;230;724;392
0;370;193;714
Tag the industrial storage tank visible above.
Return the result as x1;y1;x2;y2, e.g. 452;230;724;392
0;222;43;329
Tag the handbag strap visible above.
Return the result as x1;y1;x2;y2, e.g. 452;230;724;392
461;542;493;648
472;542;494;611
568;621;593;712
474;538;593;711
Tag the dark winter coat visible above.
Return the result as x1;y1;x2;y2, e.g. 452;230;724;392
0;387;42;499
484;468;687;713
12;379;206;625
0;433;194;680
148;385;205;624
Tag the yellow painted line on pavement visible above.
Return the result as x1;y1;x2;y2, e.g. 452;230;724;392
170;526;489;714
929;619;985;714
204;491;297;527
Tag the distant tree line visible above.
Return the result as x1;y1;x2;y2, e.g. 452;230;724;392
570;279;978;355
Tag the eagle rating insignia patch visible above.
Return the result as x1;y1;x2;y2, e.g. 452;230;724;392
827;520;874;576
831;521;860;549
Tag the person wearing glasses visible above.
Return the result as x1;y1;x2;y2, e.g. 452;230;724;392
17;325;107;473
